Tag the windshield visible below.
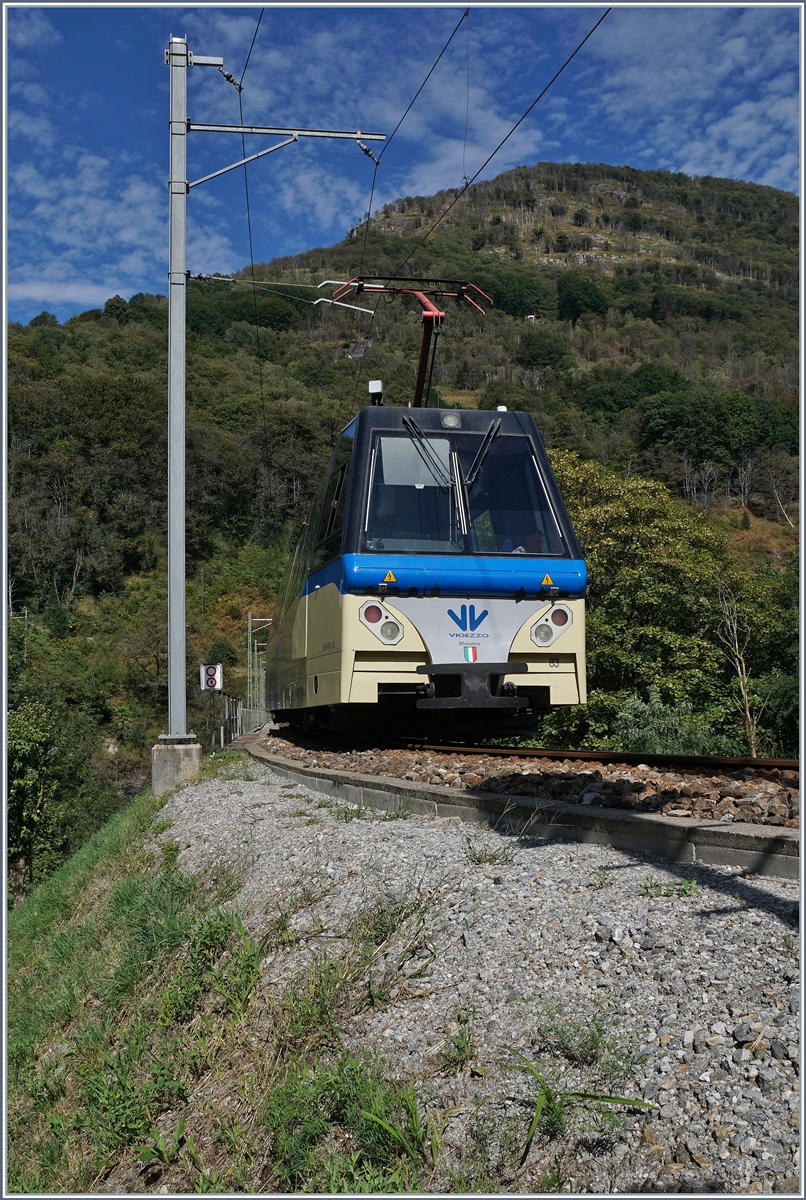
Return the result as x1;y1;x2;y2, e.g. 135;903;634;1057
363;428;565;555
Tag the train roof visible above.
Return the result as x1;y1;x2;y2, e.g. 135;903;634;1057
341;405;542;437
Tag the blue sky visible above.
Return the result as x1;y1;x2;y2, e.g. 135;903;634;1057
5;3;801;324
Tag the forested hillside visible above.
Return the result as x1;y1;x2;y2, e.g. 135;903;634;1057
7;160;798;893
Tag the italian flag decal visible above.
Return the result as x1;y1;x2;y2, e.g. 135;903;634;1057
463;646;478;662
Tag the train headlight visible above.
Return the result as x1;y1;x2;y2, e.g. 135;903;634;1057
359;600;404;645
530;604;573;648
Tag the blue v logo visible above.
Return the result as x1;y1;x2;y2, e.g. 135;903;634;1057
447;604;488;632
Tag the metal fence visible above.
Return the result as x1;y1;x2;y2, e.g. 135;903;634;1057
208;693;269;750
245;611;271;735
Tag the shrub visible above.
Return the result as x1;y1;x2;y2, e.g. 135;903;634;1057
518;329;575;372
205;638;239;667
556;272;608;324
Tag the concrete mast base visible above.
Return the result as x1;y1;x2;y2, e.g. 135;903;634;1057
151;741;202;797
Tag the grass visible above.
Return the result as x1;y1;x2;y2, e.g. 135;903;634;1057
8;768;658;1195
510;1052;655;1166
463;834;517;866
443;1007;477;1072
640;873;700;898
782;933;799;960
6;787;440;1194
588;864;614;889
534;999;647;1087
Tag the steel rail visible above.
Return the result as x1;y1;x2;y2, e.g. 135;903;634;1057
270;725;798;774
399;743;799;773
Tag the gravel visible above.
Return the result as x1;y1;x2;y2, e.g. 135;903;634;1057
157;757;801;1194
263;733;800;829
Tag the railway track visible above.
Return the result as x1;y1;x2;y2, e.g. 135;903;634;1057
400;742;799;776
271;725;798;777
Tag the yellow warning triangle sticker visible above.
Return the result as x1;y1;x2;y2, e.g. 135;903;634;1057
541;573;554;586
383;570;397;583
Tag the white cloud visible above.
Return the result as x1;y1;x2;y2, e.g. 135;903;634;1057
6;5;799;319
7;281;119;305
577;6;799;192
7;7;62;49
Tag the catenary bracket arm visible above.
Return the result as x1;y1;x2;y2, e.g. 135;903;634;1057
188;136;298;189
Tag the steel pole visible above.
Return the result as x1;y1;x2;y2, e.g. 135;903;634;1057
167;36;189;738
248;611;252;713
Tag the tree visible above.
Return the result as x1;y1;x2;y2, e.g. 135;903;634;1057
103;295;129;322
556;272;608;325
517;328;575;372
717;583;770;757
29;311;58;327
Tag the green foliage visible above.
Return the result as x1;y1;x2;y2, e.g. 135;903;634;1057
204;636;238;667
517;327;575;372
103;295;129;322
443;1007;477;1072
7;692;124;890
642;386;797;459
640;875;700;899
612;686;727;755
29;311;59;327
556;271;608;324
511;1051;654;1164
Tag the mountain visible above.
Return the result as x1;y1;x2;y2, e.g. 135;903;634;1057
6;160;799;887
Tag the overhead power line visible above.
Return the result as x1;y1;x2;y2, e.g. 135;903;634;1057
351;6;612;401
391;6;612;279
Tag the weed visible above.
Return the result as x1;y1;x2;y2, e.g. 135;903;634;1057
201;751;252;781
782;933;798;960
535;1156;570;1192
204;856;247;903
676;877;700;897
510;1050;655;1165
333;804;367;822
161;840;180;870
464;835;516;866
151;818;173;836
443;1007;477;1072
260;1051;426;1191
641;874;700;898
27;1059;66;1111
137;1117;187;1166
538;1000;609;1066
352;889;421;949
157;909;236;1024
73;1048;187;1151
589;864;614;889
212;915;271;1018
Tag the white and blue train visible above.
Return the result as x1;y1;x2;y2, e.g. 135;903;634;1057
266;399;587;735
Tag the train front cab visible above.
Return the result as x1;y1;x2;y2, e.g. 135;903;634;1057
267;406;586;729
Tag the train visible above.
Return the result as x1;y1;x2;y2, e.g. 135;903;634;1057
266;279;587;735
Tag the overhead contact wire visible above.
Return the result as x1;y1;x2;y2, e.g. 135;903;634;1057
343;8;470;415
236;9;270;455
352;7;610;406
390;6;611;279
239;7;265;86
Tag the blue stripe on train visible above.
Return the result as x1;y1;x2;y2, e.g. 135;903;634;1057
303;554;587;598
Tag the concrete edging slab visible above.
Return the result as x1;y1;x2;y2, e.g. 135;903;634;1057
241;739;799;880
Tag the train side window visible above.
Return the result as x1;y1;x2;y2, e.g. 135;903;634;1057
312;433;354;569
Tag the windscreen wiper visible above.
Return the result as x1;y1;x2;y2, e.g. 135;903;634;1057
464;418;501;489
401;415;452;489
